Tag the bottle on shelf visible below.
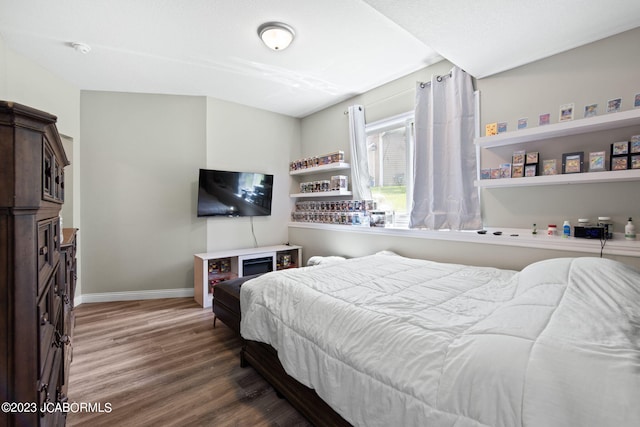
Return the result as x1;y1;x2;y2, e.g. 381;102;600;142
625;218;636;241
547;224;557;236
532;223;537;235
562;220;571;238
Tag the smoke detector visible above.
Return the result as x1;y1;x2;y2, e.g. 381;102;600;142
71;42;91;54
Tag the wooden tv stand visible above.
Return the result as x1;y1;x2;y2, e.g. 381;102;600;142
193;245;302;308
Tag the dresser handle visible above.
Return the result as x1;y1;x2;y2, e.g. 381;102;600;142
41;312;49;325
39;246;48;256
55;331;70;347
38;381;49;402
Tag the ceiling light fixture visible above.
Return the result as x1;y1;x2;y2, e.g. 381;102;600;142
257;22;295;51
71;42;91;54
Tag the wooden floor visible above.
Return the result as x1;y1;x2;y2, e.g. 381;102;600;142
66;298;311;427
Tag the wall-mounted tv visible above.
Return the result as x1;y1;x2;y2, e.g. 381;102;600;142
197;169;273;217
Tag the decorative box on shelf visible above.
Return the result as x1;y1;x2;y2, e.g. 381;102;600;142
291;199;378;226
290;151;345;172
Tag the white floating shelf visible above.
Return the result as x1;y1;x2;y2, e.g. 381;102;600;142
290;190;352;198
289;162;350;175
475;109;640;148
476;169;640;188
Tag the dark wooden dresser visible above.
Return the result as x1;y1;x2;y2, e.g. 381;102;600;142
0;101;74;426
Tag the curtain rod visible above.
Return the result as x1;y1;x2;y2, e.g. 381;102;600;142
343;87;413;115
419;71;453;88
344;71;454;114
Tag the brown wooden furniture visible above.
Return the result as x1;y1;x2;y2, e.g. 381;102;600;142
241;340;351;426
212;274;263;335
0;101;73;427
60;227;78;398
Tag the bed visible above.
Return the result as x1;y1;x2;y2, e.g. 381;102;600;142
240;251;640;427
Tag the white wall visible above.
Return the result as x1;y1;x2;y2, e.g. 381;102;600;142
203;98;301;251
291;27;640;270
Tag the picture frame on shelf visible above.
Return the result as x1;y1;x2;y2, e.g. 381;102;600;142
485;122;498;136
499;163;512;179
524;164;538;177
512;164;524;178
562;152;584;174
559;103;574;122
542;159;558;175
512;150;526;165
517;118;528;129
480;168;491;180
525;151;539;165
490;168;500;179
611;141;629;155
607;98;622;113
584;103;598;118
630;135;640;153
631;154;640;169
611;155;629;171
539;113;551;126
588;151;606;172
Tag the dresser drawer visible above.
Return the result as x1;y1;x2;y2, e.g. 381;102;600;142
38;279;56;378
37;345;63;424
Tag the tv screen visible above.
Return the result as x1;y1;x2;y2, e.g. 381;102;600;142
197;169;273;217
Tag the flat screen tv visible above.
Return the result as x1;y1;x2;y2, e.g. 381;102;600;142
197;169;273;217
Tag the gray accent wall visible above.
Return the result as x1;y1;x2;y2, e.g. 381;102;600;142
79;92;301;294
80;92;208;293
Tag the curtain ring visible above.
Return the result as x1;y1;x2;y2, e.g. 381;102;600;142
419;82;426;89
436;75;443;82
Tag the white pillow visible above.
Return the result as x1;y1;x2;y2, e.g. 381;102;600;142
306;255;347;266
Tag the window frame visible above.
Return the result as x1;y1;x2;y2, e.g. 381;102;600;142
365;111;415;226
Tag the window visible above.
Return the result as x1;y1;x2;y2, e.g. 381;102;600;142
365;112;414;227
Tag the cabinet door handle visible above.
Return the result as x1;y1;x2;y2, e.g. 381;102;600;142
41;312;49;325
39;246;48;256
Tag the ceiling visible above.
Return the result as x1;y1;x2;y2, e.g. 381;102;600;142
1;1;639;118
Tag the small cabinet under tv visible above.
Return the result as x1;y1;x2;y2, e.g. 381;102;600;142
193;245;302;308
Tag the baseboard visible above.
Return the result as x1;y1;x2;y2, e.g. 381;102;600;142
75;288;194;306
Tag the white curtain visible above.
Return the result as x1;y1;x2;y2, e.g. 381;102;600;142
409;67;481;230
347;105;372;200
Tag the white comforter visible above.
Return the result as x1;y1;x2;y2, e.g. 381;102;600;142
240;253;640;427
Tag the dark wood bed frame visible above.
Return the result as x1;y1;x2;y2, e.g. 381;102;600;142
240;340;351;427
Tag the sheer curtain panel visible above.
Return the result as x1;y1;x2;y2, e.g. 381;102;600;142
348;105;372;200
409;67;481;230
